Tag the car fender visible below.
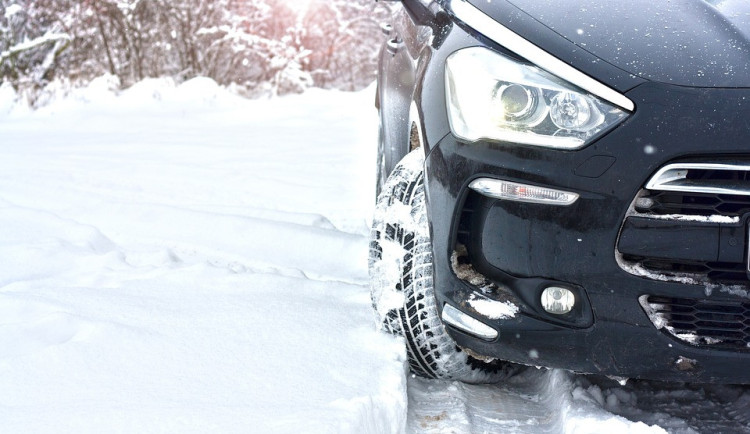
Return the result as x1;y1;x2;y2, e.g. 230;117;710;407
377;5;432;176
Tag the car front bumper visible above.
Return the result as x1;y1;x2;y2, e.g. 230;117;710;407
424;77;750;383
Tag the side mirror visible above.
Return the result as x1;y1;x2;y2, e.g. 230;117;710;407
378;0;440;27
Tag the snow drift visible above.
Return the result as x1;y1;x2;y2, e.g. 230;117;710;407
0;77;407;433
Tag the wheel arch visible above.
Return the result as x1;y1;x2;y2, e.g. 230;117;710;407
377;5;432;178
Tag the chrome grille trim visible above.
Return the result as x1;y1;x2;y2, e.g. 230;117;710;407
646;163;750;196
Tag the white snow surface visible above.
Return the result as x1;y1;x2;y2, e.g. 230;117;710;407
2;77;750;433
3;3;22;18
0;78;406;433
637;213;740;224
467;294;518;320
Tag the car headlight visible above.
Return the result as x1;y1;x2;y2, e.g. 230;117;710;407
445;47;630;149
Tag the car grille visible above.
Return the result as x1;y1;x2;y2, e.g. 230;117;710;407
646;191;750;217
641;295;750;351
629;258;748;284
618;162;750;285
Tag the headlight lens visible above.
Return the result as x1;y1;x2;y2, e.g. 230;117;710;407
445;47;630;149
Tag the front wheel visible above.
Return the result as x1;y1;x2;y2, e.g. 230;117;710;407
369;149;505;382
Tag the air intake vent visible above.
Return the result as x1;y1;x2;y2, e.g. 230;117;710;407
642;163;750;217
641;295;750;351
617;162;750;285
645;191;750;217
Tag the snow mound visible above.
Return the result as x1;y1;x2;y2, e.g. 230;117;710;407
0;81;17;115
0;79;402;433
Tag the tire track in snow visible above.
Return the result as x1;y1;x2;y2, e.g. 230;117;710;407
576;375;750;433
0;193;369;285
408;367;750;433
164;243;368;286
408;369;567;434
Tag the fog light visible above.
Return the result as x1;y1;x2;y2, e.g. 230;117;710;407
540;287;575;315
441;304;498;340
634;197;655;211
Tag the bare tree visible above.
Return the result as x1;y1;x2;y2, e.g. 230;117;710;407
0;0;389;100
299;0;391;90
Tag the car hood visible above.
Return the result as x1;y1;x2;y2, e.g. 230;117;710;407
464;0;750;88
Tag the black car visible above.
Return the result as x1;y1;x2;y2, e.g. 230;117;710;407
369;0;750;383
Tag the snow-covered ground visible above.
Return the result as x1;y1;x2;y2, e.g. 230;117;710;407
0;78;405;433
1;78;749;433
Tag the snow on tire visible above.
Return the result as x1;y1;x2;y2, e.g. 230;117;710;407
369;149;501;383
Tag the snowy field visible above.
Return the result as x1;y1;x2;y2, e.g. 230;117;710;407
1;78;749;433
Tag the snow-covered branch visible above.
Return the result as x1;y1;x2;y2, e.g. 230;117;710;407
0;0;391;98
0;32;71;62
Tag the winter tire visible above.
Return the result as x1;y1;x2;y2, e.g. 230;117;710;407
369;149;504;383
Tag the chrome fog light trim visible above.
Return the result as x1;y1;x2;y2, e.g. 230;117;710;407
441;304;498;340
469;178;579;205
